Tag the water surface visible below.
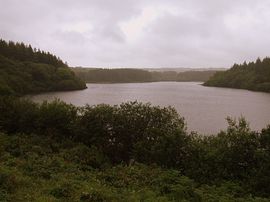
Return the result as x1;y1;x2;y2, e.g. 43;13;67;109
28;82;270;134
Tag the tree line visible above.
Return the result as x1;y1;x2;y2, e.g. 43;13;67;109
0;39;86;95
0;39;67;67
204;57;270;92
72;67;218;83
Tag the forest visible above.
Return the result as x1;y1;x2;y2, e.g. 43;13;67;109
204;57;270;92
0;97;270;201
72;67;218;83
0;39;86;96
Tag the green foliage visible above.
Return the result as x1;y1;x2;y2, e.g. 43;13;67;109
78;101;187;164
204;57;270;92
0;98;270;200
0;39;86;96
62;144;110;169
0;97;187;165
0;96;39;134
0;132;268;201
38;99;78;138
185;118;262;183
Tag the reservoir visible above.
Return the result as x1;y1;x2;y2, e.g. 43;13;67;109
28;82;270;134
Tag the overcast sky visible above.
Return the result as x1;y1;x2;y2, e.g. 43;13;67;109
1;0;270;68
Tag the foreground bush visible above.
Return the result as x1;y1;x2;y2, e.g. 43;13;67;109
0;97;187;165
0;97;270;200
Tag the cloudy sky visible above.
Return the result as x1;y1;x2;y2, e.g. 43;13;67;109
1;0;270;68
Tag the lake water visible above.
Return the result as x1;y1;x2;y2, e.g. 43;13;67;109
28;82;270;134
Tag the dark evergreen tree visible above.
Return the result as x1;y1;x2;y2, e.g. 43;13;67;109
0;39;67;67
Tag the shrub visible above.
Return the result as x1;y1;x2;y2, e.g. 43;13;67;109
37;99;78;139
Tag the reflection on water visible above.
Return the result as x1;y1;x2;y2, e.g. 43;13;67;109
27;82;270;134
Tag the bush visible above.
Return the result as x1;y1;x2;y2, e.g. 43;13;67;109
78;101;187;164
38;99;78;139
0;96;39;134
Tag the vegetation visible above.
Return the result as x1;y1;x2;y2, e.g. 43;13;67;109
0;39;86;96
176;71;217;82
0;97;270;201
72;67;219;83
72;68;153;83
204;57;270;92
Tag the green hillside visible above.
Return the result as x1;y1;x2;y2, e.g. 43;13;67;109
0;39;86;95
72;68;153;83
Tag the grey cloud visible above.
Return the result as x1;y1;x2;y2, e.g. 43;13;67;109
1;0;270;68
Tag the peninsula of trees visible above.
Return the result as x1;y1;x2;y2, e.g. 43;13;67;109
204;57;270;92
0;39;86;96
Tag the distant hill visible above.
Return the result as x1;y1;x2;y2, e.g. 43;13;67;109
0;39;86;95
72;68;153;83
176;70;218;82
204;57;270;93
144;67;226;73
72;67;221;83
